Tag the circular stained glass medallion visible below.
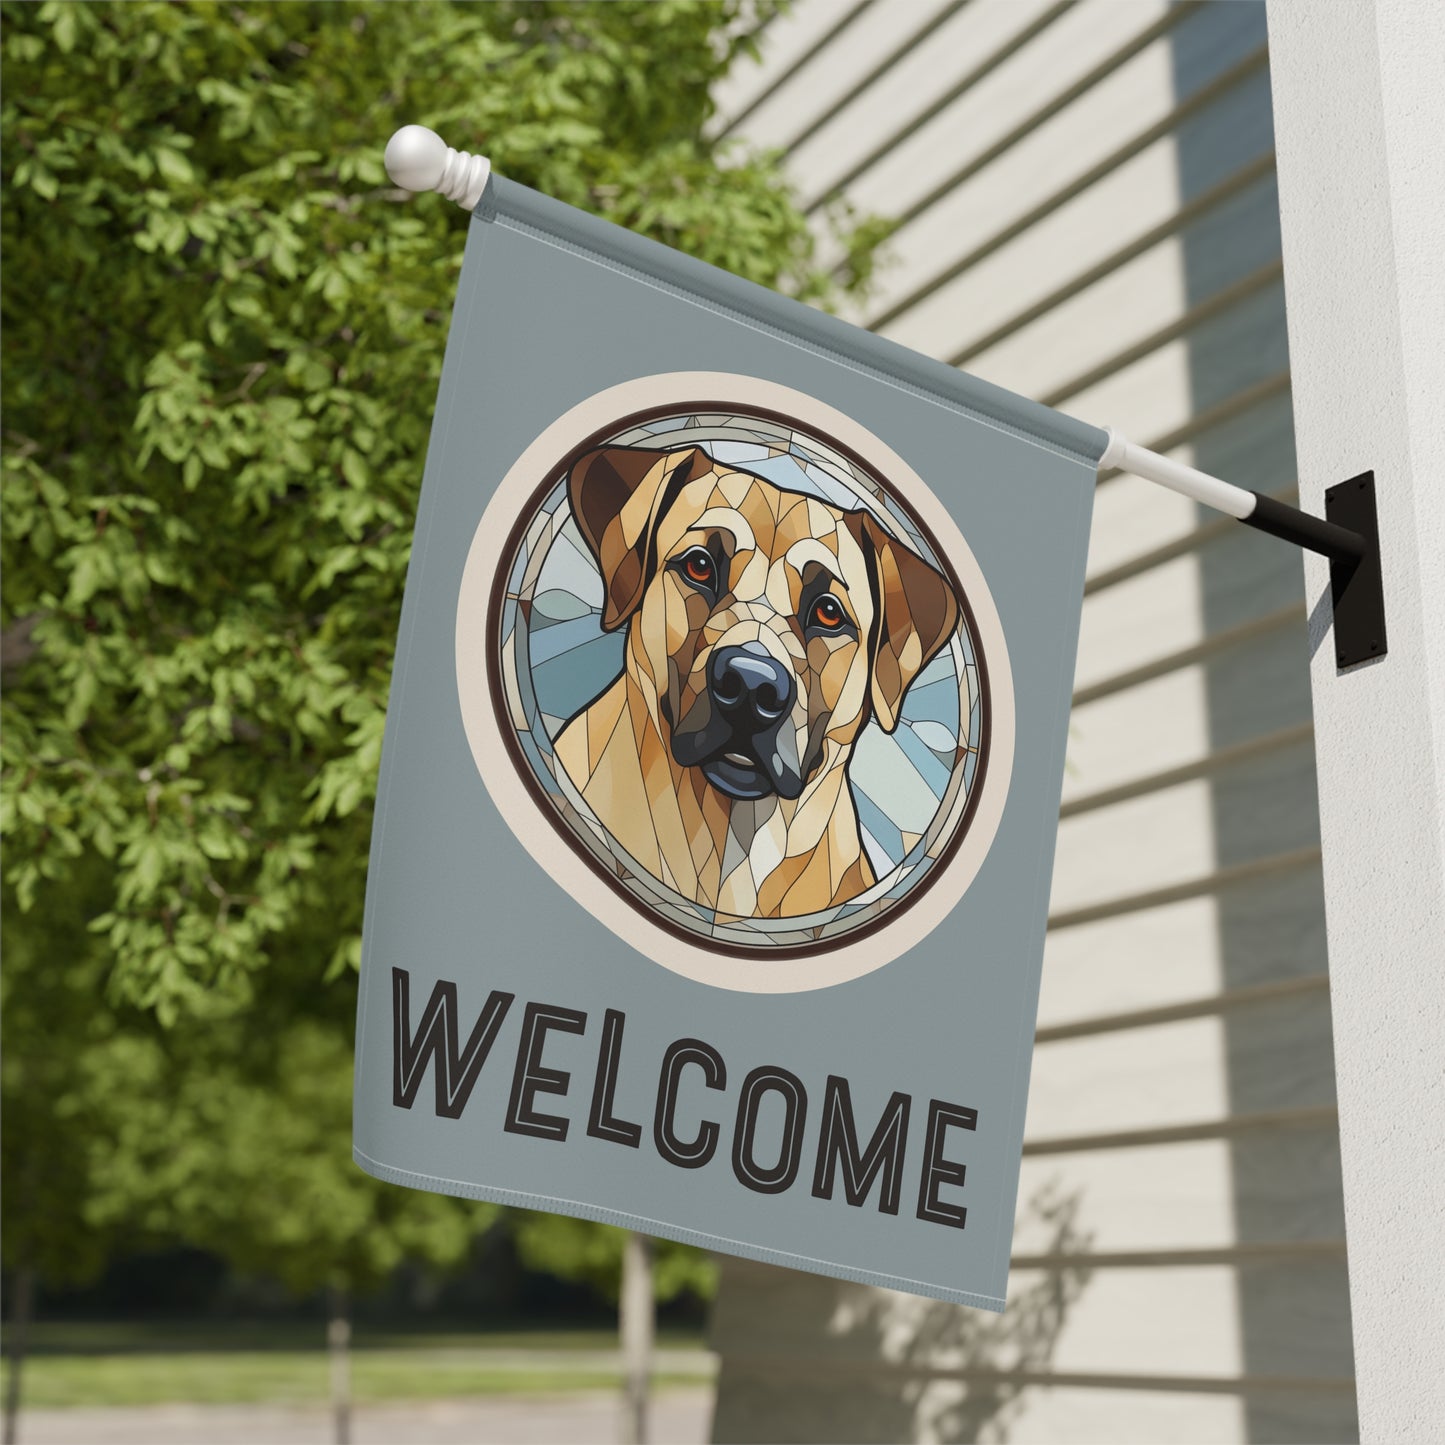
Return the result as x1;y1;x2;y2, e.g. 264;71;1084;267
486;402;990;961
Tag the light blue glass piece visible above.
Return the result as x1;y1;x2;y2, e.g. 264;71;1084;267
907;719;958;755
730;454;815;497
914;651;955;688
529;615;604;666
854;789;904;870
535;522;604;608
708;441;771;466
903;676;961;730
532;635;625;726
800;464;862;512
853;725;948;826
531;588;594;626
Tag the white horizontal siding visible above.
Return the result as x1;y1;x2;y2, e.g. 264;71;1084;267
708;0;884;134
1049;780;1218;915
1035;896;1224;1022
787;0;1059;198
1065;666;1213;795
1025;1017;1234;1136
1014;1140;1237;1254
707;1;1354;1440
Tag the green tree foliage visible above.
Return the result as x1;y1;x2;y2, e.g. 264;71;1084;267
2;0;882;1016
82;1014;488;1297
1;0;883;1307
3;896;488;1299
512;1212;718;1305
0;874;130;1291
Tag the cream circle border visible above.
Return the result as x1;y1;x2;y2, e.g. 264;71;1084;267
456;372;1015;993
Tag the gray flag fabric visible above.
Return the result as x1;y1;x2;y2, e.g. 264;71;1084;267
352;174;1106;1311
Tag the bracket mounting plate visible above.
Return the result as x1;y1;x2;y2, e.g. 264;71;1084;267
1326;471;1386;669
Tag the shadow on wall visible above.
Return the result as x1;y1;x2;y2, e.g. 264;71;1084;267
709;1181;1092;1445
1169;3;1358;1442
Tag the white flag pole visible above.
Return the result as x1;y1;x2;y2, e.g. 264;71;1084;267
1098;427;1256;518
1098;427;1367;563
381;126;1383;660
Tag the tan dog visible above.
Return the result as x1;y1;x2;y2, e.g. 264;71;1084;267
554;445;959;922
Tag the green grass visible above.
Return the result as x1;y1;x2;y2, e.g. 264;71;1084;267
1;1351;712;1409
0;1326;715;1409
15;1320;702;1355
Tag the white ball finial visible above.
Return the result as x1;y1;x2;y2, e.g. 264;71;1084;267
384;125;447;192
384;125;491;211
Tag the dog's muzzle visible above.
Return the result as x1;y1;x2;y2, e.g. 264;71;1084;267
671;642;806;801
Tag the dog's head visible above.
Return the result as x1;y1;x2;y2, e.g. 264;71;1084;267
568;445;959;804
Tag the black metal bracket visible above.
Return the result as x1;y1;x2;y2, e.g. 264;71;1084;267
1242;472;1386;669
1324;472;1387;668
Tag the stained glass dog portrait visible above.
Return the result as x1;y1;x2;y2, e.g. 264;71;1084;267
554;444;959;921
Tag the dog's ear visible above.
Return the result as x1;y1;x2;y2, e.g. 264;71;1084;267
846;512;960;733
567;446;707;631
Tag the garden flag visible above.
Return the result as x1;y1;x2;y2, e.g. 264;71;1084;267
352;167;1107;1311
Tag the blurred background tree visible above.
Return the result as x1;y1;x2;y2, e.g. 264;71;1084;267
0;0;886;1432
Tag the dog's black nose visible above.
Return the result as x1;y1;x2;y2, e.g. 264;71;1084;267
709;644;794;729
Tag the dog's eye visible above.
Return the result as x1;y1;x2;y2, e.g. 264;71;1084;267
811;595;847;631
678;548;715;589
